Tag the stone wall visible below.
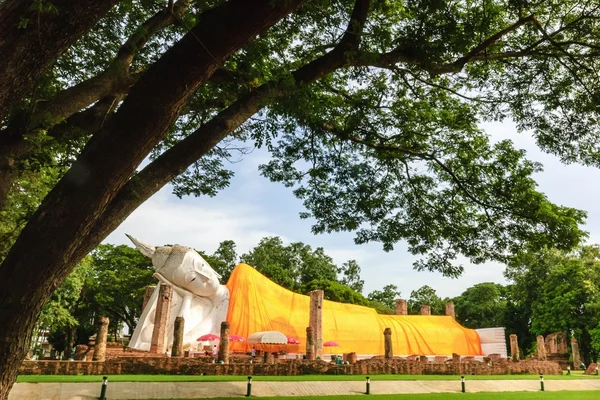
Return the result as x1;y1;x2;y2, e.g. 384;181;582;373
19;357;562;376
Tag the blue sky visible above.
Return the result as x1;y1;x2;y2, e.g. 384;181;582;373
105;120;600;300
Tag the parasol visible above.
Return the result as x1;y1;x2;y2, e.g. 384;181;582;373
197;333;220;341
247;331;287;345
229;334;245;342
323;340;339;355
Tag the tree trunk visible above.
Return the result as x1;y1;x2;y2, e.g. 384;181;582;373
0;1;306;398
59;0;370;266
63;327;76;359
0;0;118;121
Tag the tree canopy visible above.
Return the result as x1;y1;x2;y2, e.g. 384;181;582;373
505;246;600;364
408;285;445;315
1;0;600;397
453;282;508;329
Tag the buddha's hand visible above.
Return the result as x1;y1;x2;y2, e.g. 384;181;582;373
154;272;193;298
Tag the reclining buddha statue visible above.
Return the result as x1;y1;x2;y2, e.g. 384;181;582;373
127;235;230;351
128;235;503;357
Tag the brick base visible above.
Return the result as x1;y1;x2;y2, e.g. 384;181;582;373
19;358;562;376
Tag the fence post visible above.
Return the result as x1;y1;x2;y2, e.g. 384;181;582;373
99;376;108;400
246;376;252;397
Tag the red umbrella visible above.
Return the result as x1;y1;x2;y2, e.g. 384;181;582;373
197;333;220;341
287;337;300;344
229;334;245;342
323;340;339;355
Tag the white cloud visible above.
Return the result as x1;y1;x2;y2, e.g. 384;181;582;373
105;186;287;256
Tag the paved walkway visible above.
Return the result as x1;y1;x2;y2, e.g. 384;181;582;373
9;379;600;400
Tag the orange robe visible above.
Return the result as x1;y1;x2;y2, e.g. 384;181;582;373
225;264;482;356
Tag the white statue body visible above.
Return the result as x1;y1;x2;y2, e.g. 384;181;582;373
127;235;230;352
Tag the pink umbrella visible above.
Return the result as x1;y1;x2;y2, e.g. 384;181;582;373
287;337;300;344
229;334;245;342
323;340;339;355
197;333;220;341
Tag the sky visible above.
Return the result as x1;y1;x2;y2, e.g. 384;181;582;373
104;119;600;300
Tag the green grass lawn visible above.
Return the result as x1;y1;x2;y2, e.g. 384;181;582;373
16;371;599;383
142;394;600;400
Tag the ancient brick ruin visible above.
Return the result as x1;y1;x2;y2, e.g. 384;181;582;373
19;356;562;376
29;298;569;378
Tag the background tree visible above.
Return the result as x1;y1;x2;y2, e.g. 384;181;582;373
35;257;92;359
240;237;300;290
506;246;600;363
453;283;508;329
86;244;155;334
407;285;445;315
590;323;600;361
212;240;238;282
367;284;401;310
502;283;536;357
198;240;239;284
1;1;599;396
338;260;364;293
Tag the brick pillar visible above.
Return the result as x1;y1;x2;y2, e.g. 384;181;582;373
509;334;519;362
445;302;455;319
536;335;546;361
264;351;274;364
171;317;184;357
572;338;581;370
420;304;431;315
309;290;323;359
150;283;173;354
142;285;156;310
92;316;109;361
384;327;393;359
395;299;408;315
305;326;315;360
557;332;568;353
545;333;557;354
218;321;230;364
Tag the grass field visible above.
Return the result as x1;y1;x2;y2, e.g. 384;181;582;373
16;371;599;383
140;394;600;400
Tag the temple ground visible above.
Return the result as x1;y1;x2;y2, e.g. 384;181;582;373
9;377;600;399
16;371;599;383
148;395;600;400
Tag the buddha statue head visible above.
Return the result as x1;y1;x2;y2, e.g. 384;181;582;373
126;234;222;297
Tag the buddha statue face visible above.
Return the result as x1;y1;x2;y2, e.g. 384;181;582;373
170;250;221;297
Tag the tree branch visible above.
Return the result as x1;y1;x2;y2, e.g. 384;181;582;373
0;0;118;121
62;0;373;264
27;0;192;131
0;0;191;208
0;0;311;310
446;14;536;73
114;0;192;71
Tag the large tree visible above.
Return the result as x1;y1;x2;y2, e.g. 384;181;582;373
506;246;600;363
453;282;508;329
240;236;346;291
367;284;401;310
407;285;445;315
1;0;599;396
87;244;155;334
